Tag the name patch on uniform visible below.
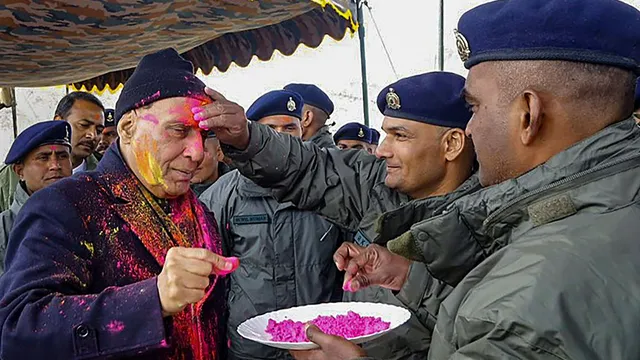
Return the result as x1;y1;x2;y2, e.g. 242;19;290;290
354;230;371;247
232;214;270;225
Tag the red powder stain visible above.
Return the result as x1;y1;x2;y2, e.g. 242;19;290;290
106;320;125;333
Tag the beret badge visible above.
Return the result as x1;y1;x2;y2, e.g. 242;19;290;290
385;88;401;110
287;97;297;112
454;29;471;62
358;128;365;138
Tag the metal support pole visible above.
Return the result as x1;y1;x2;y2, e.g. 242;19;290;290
11;88;17;139
357;0;370;126
438;0;445;71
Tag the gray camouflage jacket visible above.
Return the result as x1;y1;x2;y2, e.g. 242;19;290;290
200;170;344;360
355;117;640;360
0;183;29;274
223;122;480;359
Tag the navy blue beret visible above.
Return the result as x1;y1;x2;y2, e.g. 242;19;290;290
370;129;380;145
456;0;640;73
246;90;304;121
635;78;640;110
283;83;334;117
333;122;372;143
115;48;208;122
376;71;471;129
5;121;71;164
104;108;115;127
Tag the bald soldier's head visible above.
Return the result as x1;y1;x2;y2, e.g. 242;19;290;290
465;60;636;186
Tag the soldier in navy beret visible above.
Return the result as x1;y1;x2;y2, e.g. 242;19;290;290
200;88;345;360
94;108;118;160
0;120;73;273
284;83;336;148
333;122;373;153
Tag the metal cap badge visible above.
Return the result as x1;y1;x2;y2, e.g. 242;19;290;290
385;88;401;110
107;112;114;120
454;29;471;62
287;97;296;112
64;125;71;143
358;127;365;138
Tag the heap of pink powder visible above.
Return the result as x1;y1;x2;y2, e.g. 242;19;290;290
265;311;390;342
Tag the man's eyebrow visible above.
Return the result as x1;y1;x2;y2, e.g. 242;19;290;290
463;88;478;102
384;125;409;132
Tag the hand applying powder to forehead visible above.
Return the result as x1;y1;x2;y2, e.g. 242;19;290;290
192;87;250;150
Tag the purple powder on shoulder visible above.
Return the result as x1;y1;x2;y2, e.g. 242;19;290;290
265;311;390;342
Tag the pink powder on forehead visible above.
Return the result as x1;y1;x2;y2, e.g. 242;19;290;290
136;91;161;107
265;311;390;343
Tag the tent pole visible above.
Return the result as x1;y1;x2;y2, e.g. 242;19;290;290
438;0;444;71
11;88;17;140
357;0;370;126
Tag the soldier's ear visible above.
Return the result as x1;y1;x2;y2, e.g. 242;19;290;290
443;128;466;162
302;110;314;128
117;111;136;145
11;163;24;180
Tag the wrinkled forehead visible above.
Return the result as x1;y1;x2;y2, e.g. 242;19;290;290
138;96;210;123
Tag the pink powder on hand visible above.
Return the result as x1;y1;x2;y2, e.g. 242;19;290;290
265;311;390;342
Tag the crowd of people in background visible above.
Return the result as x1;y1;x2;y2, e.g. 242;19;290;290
0;0;639;359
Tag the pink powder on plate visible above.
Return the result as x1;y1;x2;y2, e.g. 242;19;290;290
265;311;390;342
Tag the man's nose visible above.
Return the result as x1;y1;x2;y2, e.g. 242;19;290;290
184;132;205;163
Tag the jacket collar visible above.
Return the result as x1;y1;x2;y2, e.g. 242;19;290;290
307;126;336;149
236;172;273;198
10;182;29;215
393;118;640;285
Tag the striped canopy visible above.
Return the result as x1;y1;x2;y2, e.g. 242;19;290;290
0;0;355;92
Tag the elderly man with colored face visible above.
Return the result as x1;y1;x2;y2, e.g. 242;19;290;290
94;108;119;160
192;71;478;360
200;90;344;360
271;0;640;359
0;92;104;212
0;49;236;360
0;121;73;274
334;122;374;153
284;83;336;149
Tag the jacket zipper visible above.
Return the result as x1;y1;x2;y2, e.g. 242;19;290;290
483;152;640;229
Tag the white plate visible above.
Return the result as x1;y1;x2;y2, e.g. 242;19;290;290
237;302;411;350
